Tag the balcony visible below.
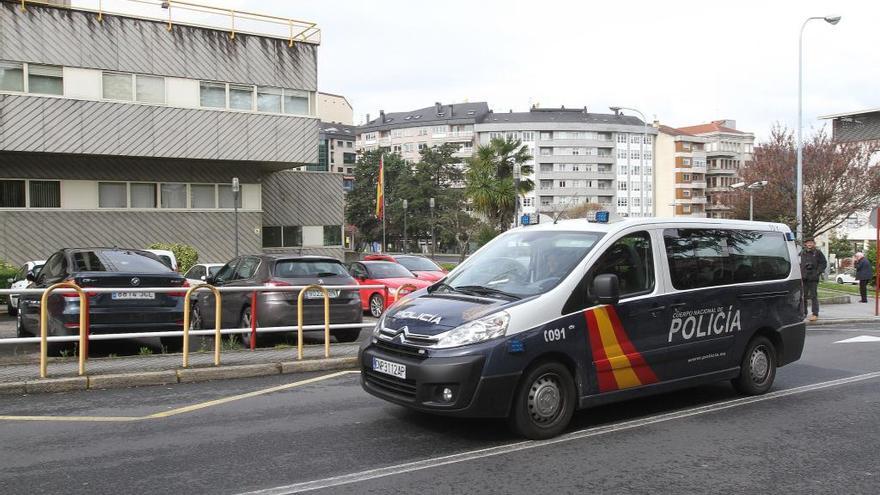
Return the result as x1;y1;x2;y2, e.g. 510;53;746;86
445;131;474;142
675;197;708;205
706;167;738;175
706;149;738;157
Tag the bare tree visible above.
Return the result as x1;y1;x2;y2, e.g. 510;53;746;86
726;126;880;239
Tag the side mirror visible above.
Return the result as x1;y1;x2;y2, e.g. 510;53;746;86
205;276;216;285
592;274;620;305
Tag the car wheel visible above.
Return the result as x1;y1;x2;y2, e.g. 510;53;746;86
508;361;576;440
162;303;200;353
15;310;27;338
837;277;844;284
333;328;361;343
732;336;776;395
240;307;257;348
369;293;385;318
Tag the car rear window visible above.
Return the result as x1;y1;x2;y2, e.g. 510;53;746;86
71;250;172;273
367;263;415;279
274;260;348;278
396;256;440;271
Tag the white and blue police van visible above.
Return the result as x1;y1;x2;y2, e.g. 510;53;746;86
359;215;806;439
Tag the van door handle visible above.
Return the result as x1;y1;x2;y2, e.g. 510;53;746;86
649;305;666;313
669;302;687;309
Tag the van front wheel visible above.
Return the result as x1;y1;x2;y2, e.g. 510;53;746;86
733;336;776;395
508;361;576;440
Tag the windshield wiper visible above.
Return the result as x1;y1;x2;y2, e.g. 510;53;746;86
454;285;521;300
430;282;481;297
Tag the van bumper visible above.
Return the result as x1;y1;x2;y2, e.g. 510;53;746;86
359;343;519;418
777;321;806;366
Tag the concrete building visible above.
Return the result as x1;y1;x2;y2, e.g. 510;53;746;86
356;102;490;163
676;120;754;219
820;108;880;246
313;122;357;191
653;125;709;217
0;0;345;263
475;107;655;219
316;92;353;125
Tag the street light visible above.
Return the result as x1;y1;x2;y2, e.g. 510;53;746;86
232;177;240;257
731;180;768;221
797;15;840;241
402;199;408;254
429;197;435;258
610;106;650;217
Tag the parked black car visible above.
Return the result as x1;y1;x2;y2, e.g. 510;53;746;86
192;255;363;346
17;248;188;353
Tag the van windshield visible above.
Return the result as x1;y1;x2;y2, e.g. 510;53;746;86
440;230;603;298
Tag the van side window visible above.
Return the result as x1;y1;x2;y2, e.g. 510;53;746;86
664;229;791;290
565;231;655;312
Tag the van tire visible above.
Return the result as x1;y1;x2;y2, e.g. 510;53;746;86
732;336;776;395
508;361;576;440
333;328;361;343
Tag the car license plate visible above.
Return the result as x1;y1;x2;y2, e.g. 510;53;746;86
306;289;340;299
111;292;155;300
372;357;406;379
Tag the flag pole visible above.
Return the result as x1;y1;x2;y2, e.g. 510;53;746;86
381;154;386;252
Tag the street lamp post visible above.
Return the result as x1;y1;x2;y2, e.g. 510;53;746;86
610;106;649;217
429;197;435;259
797;15;840;241
232;177;240;257
731;180;768;221
402;199;408;254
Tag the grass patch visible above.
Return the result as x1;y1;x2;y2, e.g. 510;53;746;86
138;346;153;356
819;281;875;297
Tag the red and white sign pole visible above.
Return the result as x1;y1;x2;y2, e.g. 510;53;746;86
875;207;879;317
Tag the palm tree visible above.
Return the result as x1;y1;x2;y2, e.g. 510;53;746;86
465;136;534;231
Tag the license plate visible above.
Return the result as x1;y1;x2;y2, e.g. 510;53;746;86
111;292;155;300
372;357;406;379
306;289;340;299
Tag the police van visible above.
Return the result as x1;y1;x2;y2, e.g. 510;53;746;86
359;216;805;439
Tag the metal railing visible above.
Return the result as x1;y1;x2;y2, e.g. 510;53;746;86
16;0;321;45
0;283;401;378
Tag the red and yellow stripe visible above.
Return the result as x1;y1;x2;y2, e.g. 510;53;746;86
584;306;658;393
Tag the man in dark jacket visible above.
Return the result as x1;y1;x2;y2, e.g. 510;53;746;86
800;238;827;321
854;252;873;303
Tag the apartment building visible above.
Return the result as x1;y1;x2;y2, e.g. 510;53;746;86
676;120;754;219
316;92;353;125
0;0;346;263
475;107;656;219
356;102;490;162
312;122;356;175
654;125;709;217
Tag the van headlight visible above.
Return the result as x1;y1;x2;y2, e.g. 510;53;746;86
435;312;510;348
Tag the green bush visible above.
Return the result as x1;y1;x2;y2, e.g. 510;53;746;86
0;260;18;304
439;262;457;271
147;243;199;273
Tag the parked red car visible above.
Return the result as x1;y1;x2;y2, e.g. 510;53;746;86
363;254;448;282
349;261;432;317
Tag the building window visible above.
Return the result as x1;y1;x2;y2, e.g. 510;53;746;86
683;190;691;198
29;180;60;208
136;75;164;104
558;180;567;188
522;197;533;207
617;149;627;159
257;87;283;113
229;84;254;110
130;183;157;208
102;72;132;101
283;226;302;247
98;182;127;208
541;132;553;140
644;136;652;145
489;132;503;140
160;183;187;208
27;64;63;95
617;134;627;144
283;89;309;115
347;141;353;148
630;135;640;144
218;185;242;209
540;147;552;156
343;153;356;164
617;197;627;207
540;164;553;172
200;82;226;108
618;181;627;191
522;131;534;141
540;179;553;189
0;61;24;92
630;150;640;160
323;225;342;246
262;226;282;248
418;143;428;151
190;184;216;208
0;180;26;208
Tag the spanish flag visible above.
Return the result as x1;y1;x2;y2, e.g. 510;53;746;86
375;154;385;219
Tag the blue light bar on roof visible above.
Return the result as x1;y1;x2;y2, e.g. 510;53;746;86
590;211;610;223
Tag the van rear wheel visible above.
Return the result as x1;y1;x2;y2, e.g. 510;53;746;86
508;361;576;440
732;336;776;395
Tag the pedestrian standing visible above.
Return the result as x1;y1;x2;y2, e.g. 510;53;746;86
853;252;873;303
800;238;827;321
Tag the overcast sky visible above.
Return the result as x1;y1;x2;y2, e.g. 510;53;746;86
123;0;880;139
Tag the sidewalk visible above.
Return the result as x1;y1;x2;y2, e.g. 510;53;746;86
809;299;880;325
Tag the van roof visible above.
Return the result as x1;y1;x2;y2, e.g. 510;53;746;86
519;217;792;234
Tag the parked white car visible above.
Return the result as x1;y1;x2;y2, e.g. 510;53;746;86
6;260;46;316
184;263;224;286
835;269;858;285
145;249;178;271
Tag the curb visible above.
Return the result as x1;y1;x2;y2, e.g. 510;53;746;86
0;356;360;396
808;317;880;327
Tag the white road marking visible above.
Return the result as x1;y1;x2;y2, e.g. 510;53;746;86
237;370;880;495
834;335;880;344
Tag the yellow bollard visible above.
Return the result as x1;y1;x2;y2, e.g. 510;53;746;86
182;284;222;368
297;284;330;360
39;282;88;379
